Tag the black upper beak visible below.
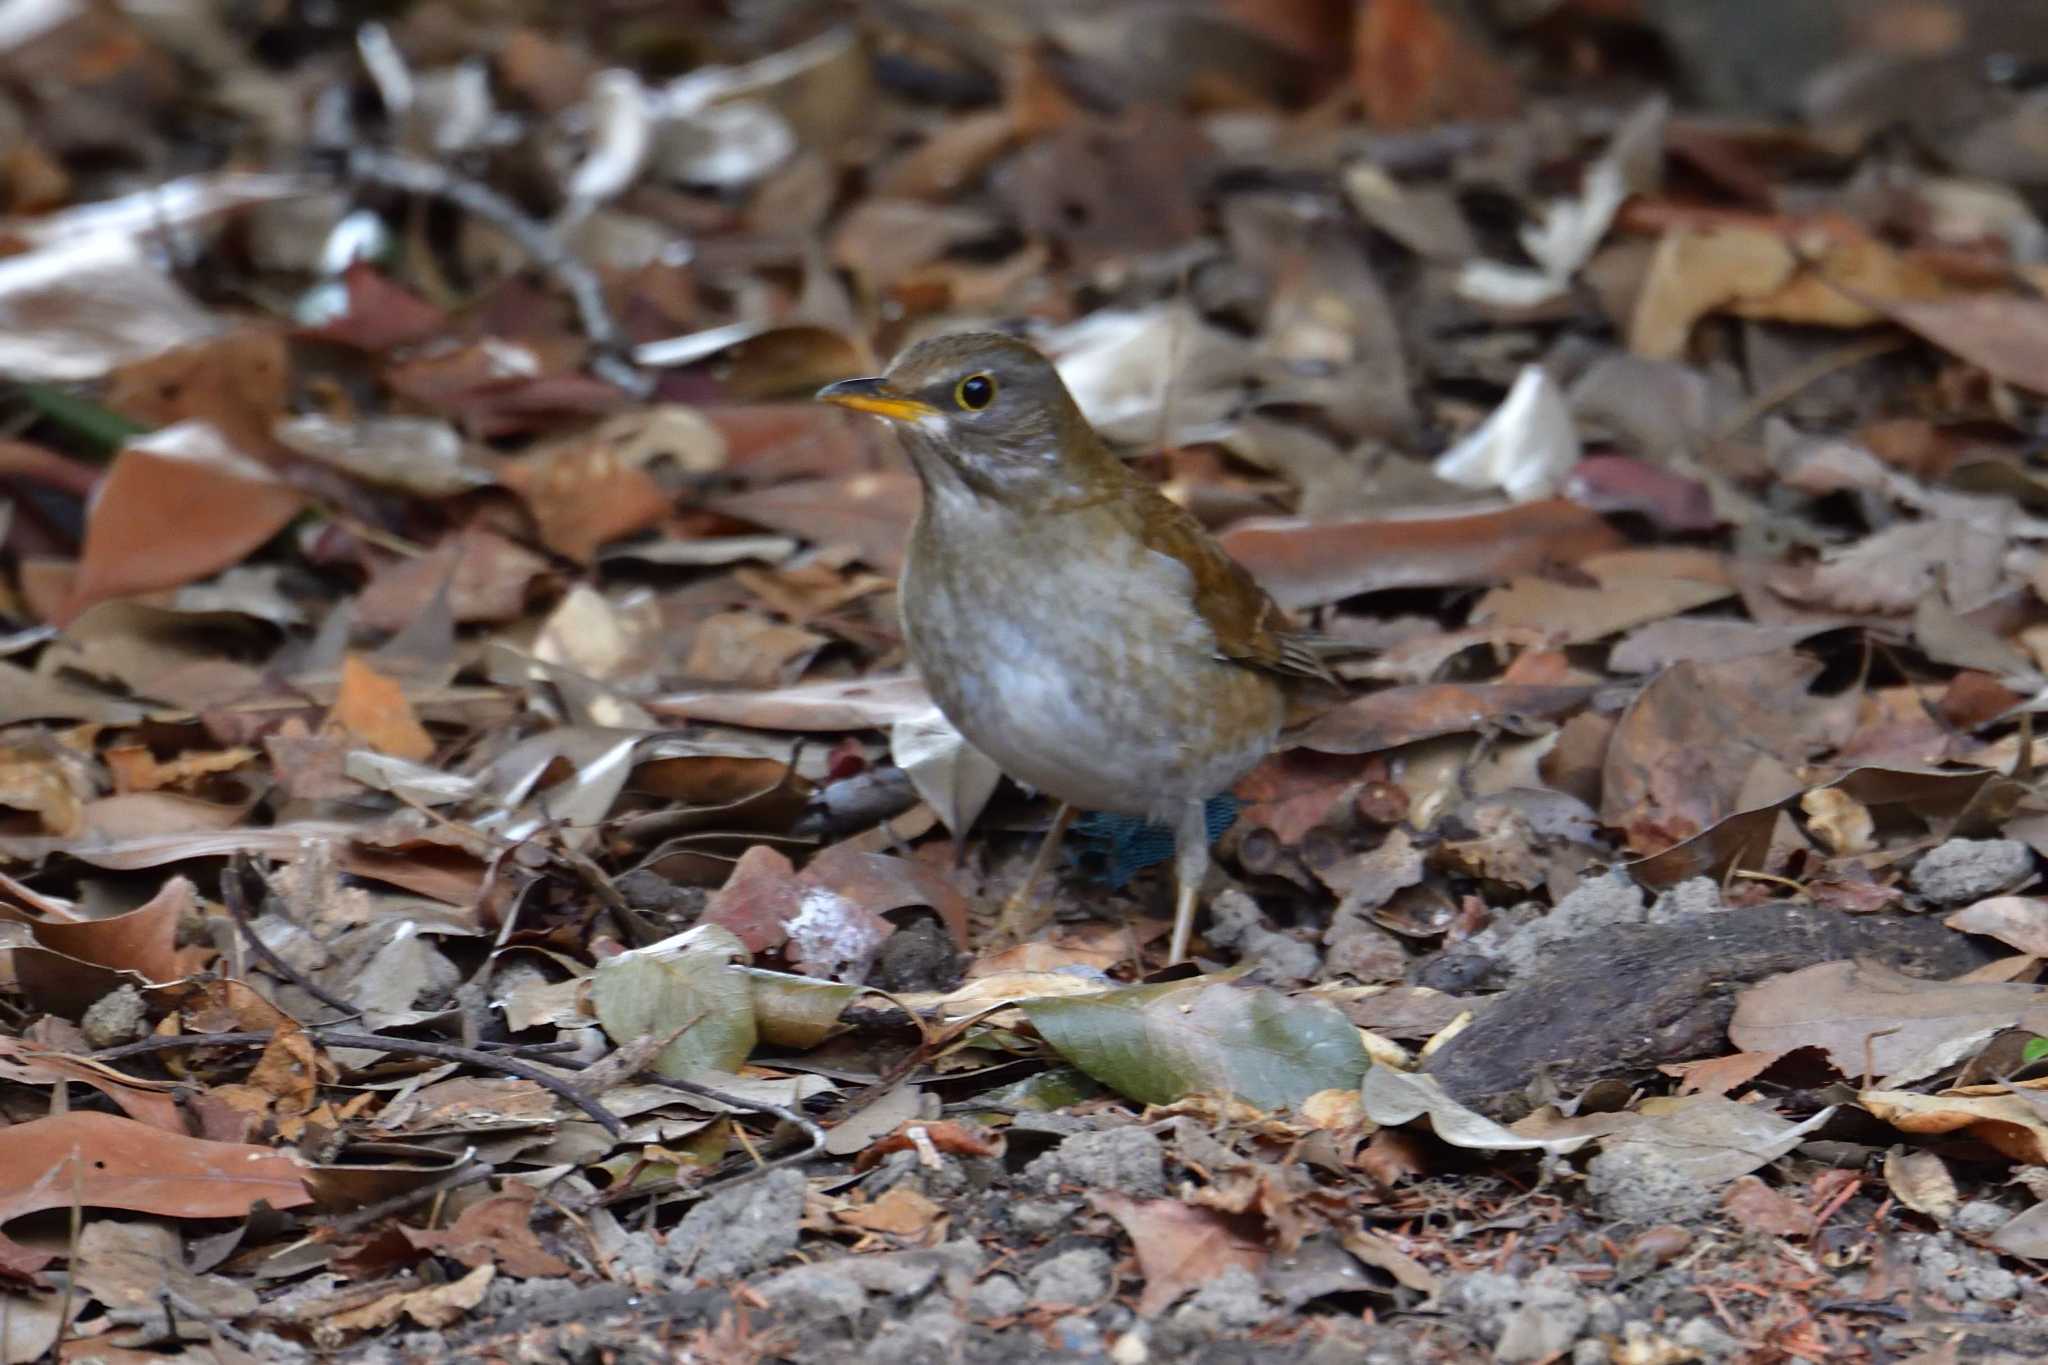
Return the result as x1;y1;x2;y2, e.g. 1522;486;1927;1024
815;375;940;421
817;375;887;401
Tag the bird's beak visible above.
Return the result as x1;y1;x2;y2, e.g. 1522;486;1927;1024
816;375;940;423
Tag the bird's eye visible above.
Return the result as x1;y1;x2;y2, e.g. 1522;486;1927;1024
954;373;997;411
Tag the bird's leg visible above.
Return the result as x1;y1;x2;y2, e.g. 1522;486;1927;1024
1168;798;1209;964
999;802;1077;940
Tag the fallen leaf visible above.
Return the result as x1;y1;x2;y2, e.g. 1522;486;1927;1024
1024;980;1369;1110
62;424;305;624
1220;500;1626;610
1091;1192;1268;1317
1945;897;2048;956
327;655;434;762
1732;960;2048;1085
0;1112;310;1258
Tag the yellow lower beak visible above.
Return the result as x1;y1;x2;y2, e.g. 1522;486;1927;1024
816;376;940;422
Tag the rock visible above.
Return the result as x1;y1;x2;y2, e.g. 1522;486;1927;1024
1445;1267;1589;1363
1650;877;1724;920
1206;888;1321;982
1910;839;2036;906
666;1167;806;1281
967;1273;1028;1319
1008;1198;1081;1236
1171;1268;1261;1326
1951;1199;2017;1240
80;984;147;1049
1462;874;1651;984
1029;1247;1114;1308
858;1302;966;1365
1024;1126;1166;1198
1905;1231;2021;1305
1584;1146;1715;1224
751;1262;868;1320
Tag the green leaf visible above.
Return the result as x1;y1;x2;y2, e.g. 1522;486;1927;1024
590;925;756;1079
2025;1037;2048;1066
16;384;150;454
745;967;860;1049
1021;979;1369;1110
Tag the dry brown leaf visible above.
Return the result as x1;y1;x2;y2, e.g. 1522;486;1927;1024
1859;1086;2048;1164
29;875;194;985
1293;683;1594;754
103;743;256;794
1884;1147;1960;1221
1220;500;1626;610
1944;897;2048;956
1801;787;1875;856
327;655;434;763
682;611;828;688
1091;1191;1269;1318
62;432;306;625
0;1112;310;1252
1474;549;1734;645
499;435;671;562
402;1186;574;1278
1601;652;1822;853
356;527;554;632
0;743;83;837
1732;960;2048;1083
833;1185;945;1238
325;1262;495;1333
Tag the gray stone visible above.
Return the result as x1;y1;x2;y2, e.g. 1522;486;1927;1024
1206;888;1321;982
1051;1313;1106;1355
1009;1198;1081;1236
859;1302;966;1365
1465;874;1649;983
838;1241;982;1299
80;984;148;1049
968;1272;1028;1318
752;1262;868;1320
1175;1265;1273;1331
1910;838;2035;906
1650;877;1724;920
1025;1125;1166;1197
666;1167;805;1281
1029;1247;1114;1308
1673;1316;1743;1362
1952;1199;2017;1240
1908;1231;2020;1305
1584;1145;1715;1223
1445;1266;1590;1362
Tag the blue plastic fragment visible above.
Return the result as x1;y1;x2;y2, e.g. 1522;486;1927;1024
1067;794;1240;889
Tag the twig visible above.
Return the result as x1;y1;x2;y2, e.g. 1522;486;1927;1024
551;1062;827;1205
87;1029;627;1141
219;857;361;1022
318;1156;493;1237
1709;332;1910;443
344;147;652;398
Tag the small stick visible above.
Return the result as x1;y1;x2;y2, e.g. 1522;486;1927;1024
344;148;651;398
87;1029;627;1141
318;1156;493;1237
218;857;360;1021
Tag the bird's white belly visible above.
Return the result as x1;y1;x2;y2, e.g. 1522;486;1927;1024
903;531;1279;820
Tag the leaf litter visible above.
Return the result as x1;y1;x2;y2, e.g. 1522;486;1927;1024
6;3;2048;1361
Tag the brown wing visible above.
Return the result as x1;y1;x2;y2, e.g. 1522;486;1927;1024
1118;482;1338;686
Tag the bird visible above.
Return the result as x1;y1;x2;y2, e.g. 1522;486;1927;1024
818;331;1333;963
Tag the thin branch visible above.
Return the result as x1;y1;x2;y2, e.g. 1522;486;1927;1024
344;147;652;398
219;857;360;1022
318;1156;494;1237
87;1029;627;1141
